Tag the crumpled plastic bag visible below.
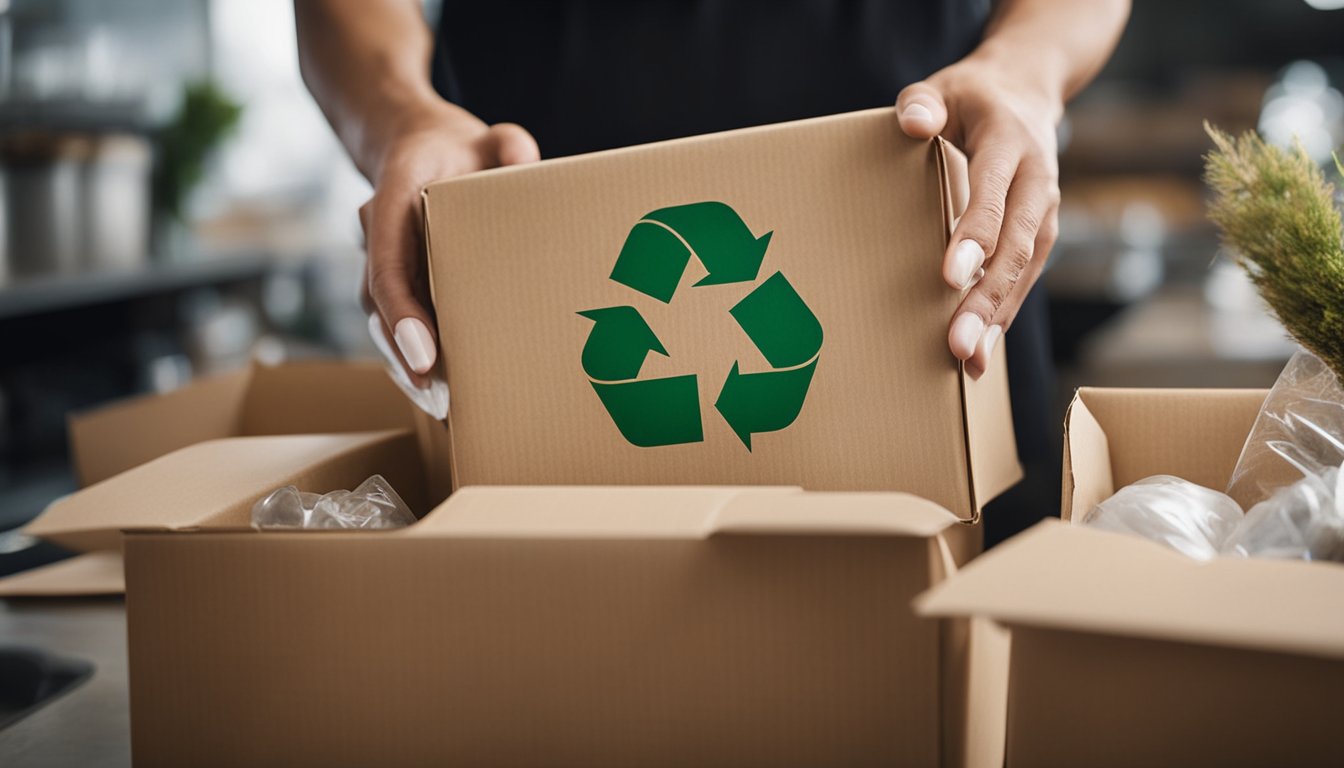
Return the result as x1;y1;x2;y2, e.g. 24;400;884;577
1082;476;1244;560
1226;349;1344;509
1224;465;1344;560
1084;350;1344;562
251;474;416;529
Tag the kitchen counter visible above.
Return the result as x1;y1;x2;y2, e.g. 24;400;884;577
0;598;130;767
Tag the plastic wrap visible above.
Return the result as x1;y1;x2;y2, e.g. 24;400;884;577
1225;349;1344;509
251;474;416;529
1082;475;1243;560
1085;350;1344;562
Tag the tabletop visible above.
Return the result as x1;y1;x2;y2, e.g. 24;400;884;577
0;598;130;767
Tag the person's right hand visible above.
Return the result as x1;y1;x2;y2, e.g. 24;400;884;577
360;102;539;387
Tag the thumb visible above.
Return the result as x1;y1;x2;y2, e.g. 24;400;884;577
488;122;541;166
895;82;948;139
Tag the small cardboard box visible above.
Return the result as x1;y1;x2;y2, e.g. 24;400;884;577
115;482;1007;768
0;360;417;596
421;107;1020;517
919;388;1344;767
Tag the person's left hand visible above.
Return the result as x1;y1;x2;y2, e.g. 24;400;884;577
895;61;1063;379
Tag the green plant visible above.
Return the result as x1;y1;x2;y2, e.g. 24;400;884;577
1204;123;1344;380
152;81;243;220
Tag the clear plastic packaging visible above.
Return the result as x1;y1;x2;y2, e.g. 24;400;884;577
1225;349;1344;509
1084;349;1344;563
251;474;416;529
1223;465;1344;561
1082;475;1243;560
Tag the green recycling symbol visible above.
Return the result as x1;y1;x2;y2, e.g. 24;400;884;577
579;201;823;450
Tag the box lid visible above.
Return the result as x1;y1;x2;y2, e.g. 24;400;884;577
406;486;963;539
918;520;1344;661
422;108;1020;521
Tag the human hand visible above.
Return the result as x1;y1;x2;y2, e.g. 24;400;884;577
360;103;539;387
895;61;1063;379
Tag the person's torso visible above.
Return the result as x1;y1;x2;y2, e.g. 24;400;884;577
432;0;991;157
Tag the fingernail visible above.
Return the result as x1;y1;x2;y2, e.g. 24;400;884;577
903;103;934;127
949;312;985;360
394;318;436;374
981;324;1003;360
948;240;985;289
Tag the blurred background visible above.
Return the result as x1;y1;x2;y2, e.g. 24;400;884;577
0;0;1342;540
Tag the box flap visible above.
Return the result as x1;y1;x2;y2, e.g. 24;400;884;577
0;551;124;597
68;368;252;486
408;486;960;539
1063;387;1266;520
26;430;422;552
918;520;1344;661
237;360;417;436
423;108;1011;520
1060;391;1114;521
66;360;418;491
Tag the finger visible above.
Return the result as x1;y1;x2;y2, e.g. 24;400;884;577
943;147;1019;289
950;170;1054;370
365;188;439;379
489;122;541;166
895;81;948;139
966;202;1058;378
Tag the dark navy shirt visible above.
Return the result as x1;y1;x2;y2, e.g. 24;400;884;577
432;0;991;158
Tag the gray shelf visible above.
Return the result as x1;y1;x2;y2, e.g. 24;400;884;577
0;251;281;321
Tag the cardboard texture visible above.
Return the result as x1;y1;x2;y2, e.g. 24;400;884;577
422;107;1019;519
125;486;1007;768
920;387;1344;767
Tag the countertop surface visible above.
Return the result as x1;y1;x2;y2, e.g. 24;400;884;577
0;598;130;768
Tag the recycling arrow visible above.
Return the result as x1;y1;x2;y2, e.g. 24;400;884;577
715;359;819;451
581;200;821;450
609;201;772;303
578;306;667;381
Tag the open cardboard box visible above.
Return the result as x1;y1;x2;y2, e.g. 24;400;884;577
919;388;1344;767
4;109;1023;766
0;360;418;596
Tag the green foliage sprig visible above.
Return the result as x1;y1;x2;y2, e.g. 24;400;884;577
1204;124;1344;380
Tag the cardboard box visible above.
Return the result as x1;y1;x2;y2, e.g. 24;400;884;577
421;107;1020;517
117;483;1005;768
919;387;1344;767
0;360;417;596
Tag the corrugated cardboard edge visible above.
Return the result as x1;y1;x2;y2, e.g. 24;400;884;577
1061;389;1114;521
934;137;1022;523
0;551;124;597
419;188;458;504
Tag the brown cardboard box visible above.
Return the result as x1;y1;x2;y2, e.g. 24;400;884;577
117;483;1006;768
0;360;417;596
421;107;1020;517
919;387;1344;767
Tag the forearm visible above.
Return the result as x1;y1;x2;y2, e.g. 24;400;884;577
294;0;480;180
969;0;1130;114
